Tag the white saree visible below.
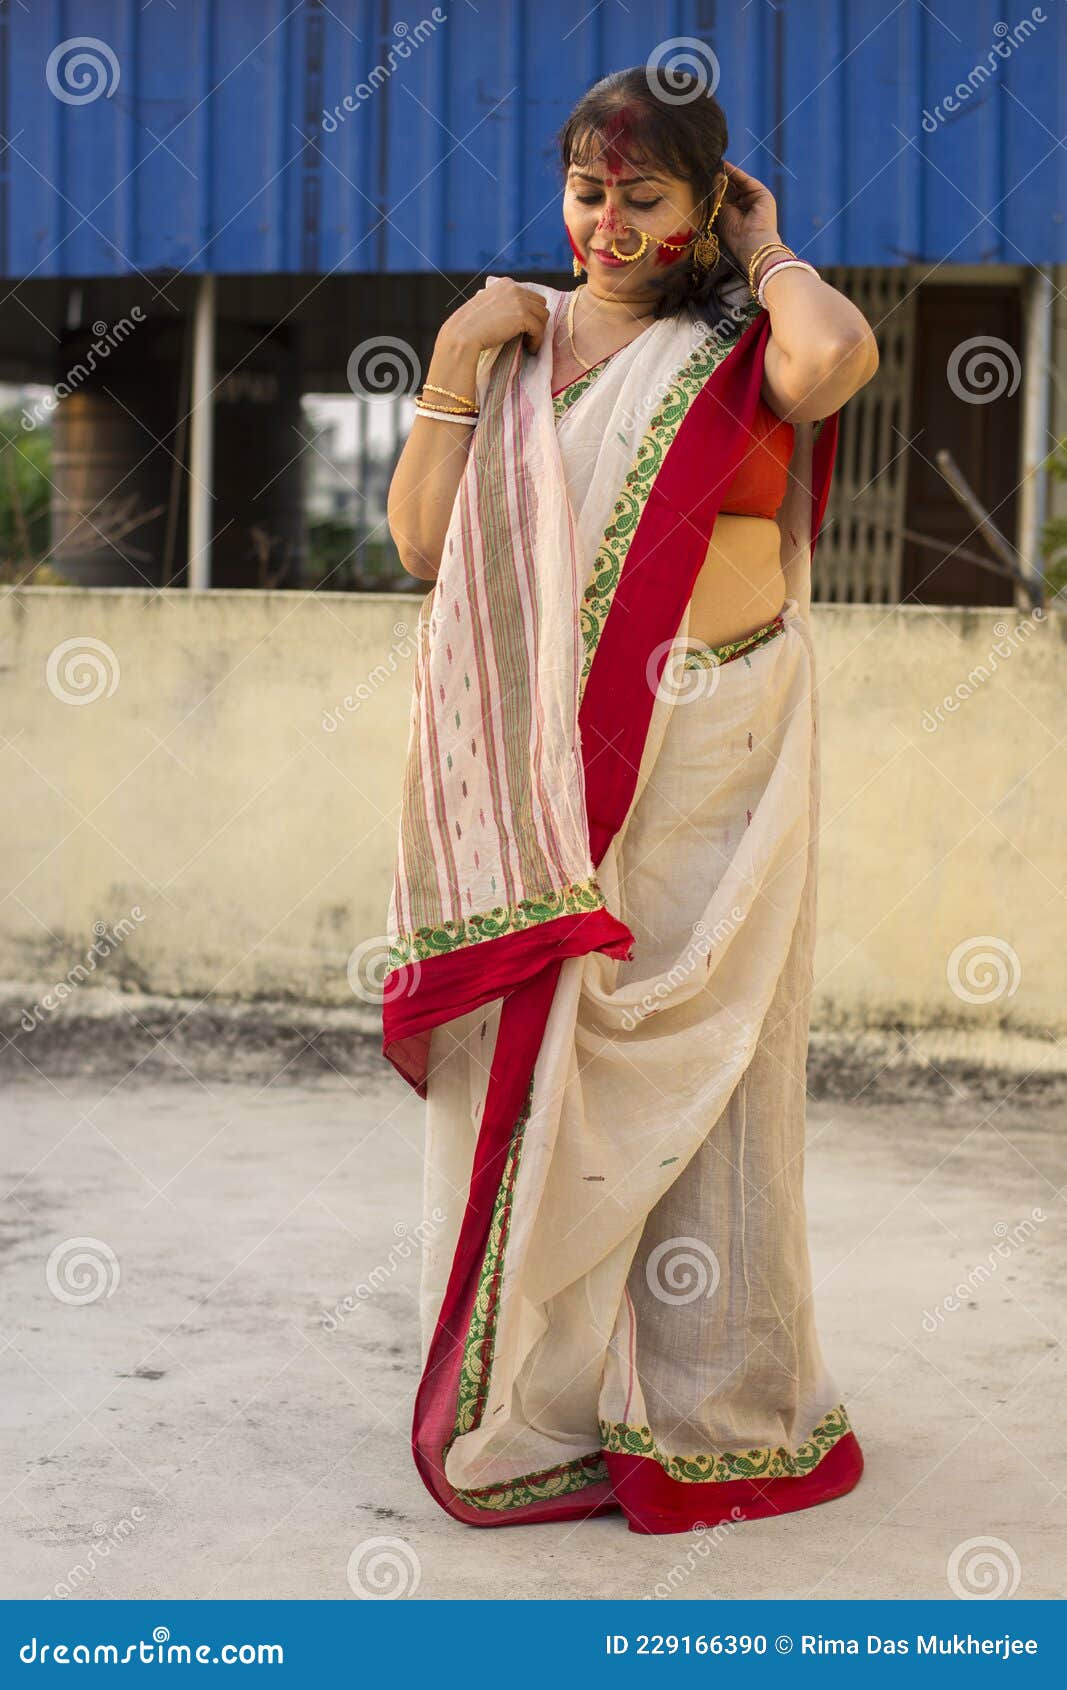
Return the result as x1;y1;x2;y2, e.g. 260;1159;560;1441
385;280;863;1532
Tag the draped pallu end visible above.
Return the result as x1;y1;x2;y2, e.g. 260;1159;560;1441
381;903;635;1097
603;1426;864;1536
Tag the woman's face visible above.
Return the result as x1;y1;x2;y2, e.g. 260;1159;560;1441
563;131;701;302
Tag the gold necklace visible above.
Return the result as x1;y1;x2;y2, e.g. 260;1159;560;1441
566;284;656;372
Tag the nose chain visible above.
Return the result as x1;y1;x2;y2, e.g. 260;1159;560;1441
604;224;695;263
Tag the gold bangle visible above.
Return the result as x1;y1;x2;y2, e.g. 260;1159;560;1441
421;382;478;411
748;250;795;296
746;238;792;275
746;241;794;294
414;397;481;416
744;242;782;286
747;247;793;292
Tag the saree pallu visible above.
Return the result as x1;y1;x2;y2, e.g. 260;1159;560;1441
382;280;864;1533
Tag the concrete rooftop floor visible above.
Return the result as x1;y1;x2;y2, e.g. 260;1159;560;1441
1;993;1064;1602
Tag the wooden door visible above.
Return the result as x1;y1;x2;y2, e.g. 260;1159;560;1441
901;285;1022;606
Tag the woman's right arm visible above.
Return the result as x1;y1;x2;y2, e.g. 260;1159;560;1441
386;282;550;581
385;332;483;581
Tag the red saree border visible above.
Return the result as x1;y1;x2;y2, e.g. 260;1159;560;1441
407;309;854;1530
605;1430;864;1536
579;310;773;865
812;409;839;555
382;903;633;1097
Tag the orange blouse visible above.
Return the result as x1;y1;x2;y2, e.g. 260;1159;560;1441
552;358;794;519
718;397;794;519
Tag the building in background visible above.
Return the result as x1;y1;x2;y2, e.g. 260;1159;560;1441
0;0;1063;604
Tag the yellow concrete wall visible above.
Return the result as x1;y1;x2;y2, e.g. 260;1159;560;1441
2;587;1063;1034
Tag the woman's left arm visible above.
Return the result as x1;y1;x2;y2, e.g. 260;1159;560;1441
720;160;879;423
760;264;880;422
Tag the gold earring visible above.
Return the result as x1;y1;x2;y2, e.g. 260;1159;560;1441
691;222;720;273
572;254;584;276
692;174;729;274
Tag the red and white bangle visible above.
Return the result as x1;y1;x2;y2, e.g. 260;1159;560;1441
756;257;818;307
412;405;479;426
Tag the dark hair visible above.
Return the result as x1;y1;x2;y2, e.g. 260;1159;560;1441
557;65;741;333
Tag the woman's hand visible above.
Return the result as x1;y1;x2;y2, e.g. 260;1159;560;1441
717;161;781;272
713;162;878;421
439;278;550;357
387;281;550;582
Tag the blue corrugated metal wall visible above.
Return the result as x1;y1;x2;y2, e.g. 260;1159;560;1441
2;0;1064;279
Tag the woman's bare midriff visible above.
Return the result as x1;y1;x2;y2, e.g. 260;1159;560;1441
685;514;786;648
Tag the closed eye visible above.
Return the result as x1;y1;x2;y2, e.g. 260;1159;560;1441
575;194;662;211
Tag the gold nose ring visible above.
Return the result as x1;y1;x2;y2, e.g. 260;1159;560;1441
607;227;651;263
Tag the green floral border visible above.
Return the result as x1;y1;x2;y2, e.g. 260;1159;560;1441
451;1075;534;1440
456;1404;855;1515
553;357;610;420
458;1450;608;1513
681;613;785;670
387;873;607;971
600;1404;854;1484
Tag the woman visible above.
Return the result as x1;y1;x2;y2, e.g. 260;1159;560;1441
382;65;878;1536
